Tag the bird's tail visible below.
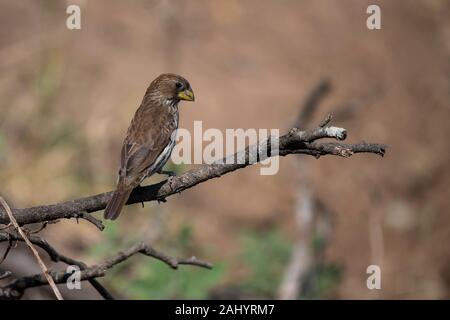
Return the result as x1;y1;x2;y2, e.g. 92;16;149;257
104;186;133;220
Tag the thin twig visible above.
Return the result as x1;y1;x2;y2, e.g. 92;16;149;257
0;235;13;264
0;232;114;300
0;241;212;300
0;197;63;300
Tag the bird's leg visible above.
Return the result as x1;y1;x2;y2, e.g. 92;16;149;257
157;169;177;192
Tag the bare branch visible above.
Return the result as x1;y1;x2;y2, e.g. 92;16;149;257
0;197;63;300
0;241;212;300
0;112;386;300
0;232;113;300
279;82;383;299
0;117;386;227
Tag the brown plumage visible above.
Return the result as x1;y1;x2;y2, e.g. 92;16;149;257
104;73;194;220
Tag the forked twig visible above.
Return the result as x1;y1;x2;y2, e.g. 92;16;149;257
0;196;63;300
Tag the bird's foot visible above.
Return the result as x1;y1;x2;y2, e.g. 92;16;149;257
167;175;178;193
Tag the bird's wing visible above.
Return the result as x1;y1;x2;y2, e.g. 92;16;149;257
119;131;172;185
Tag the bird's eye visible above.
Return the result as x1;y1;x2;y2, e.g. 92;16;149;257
175;82;183;90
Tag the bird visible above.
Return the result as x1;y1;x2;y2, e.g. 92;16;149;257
104;73;195;220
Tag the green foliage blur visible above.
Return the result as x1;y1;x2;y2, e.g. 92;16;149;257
89;222;225;299
239;230;292;296
89;225;340;299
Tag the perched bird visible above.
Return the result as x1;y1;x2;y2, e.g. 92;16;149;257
104;73;195;220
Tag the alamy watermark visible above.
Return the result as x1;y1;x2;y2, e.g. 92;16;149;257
66;265;81;290
171;122;280;176
66;4;383;31
366;265;381;290
66;4;81;30
366;5;381;30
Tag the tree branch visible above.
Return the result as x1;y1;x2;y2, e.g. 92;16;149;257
0;232;114;300
0;241;212;300
0;113;386;300
0;116;386;227
0;197;63;300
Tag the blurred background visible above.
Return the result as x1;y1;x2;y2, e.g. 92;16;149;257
0;0;449;299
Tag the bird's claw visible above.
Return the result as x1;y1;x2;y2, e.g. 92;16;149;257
167;175;177;193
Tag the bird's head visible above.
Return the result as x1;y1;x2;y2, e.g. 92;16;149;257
147;73;195;105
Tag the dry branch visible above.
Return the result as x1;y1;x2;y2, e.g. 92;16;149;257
0;114;386;300
0;232;113;300
0;241;211;300
0;117;386;227
0;197;63;300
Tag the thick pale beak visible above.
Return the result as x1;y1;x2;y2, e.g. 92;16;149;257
178;89;195;101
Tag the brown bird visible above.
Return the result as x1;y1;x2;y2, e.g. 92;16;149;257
104;73;195;220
